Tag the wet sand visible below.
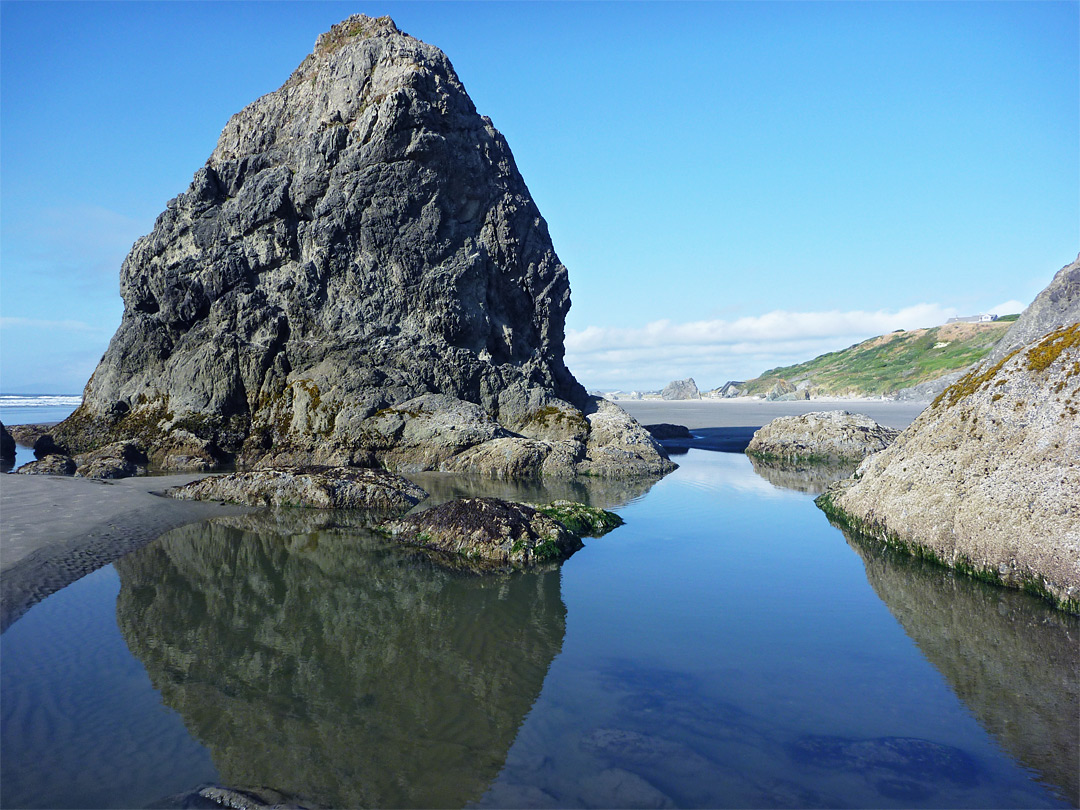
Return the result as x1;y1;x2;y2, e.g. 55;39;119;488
618;398;927;431
0;473;251;632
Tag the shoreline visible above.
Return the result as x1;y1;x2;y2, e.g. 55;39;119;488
0;473;251;632
617;398;927;430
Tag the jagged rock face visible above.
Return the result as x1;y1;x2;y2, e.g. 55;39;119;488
55;15;672;479
661;378;700;400
746;411;900;462
820;323;1080;612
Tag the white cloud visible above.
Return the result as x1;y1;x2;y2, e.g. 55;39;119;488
565;303;960;391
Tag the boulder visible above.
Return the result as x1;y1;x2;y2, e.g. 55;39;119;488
73;439;148;479
818;322;1080;613
746;411;900;462
765;379;797;401
378;497;583;569
644;423;692;440
170;466;427;512
0;422;14;462
16;455;76;476
32;434;68;459
51;15;673;481
4;424;49;448
661;378;700;400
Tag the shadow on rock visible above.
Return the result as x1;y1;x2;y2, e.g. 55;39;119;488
115;513;567;809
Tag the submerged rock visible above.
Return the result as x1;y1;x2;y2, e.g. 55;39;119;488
746;411;899;462
378;497;583;568
52;15;672;481
170;466;427;512
819;320;1080;613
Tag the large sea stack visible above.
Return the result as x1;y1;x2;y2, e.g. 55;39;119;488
818;258;1080;613
55;16;673;478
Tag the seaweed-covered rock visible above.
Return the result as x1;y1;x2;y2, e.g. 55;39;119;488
378;497;582;568
532;500;624;537
170;466;427;512
645;423;691;440
819;322;1080;612
51;15;672;481
746;411;899;462
16;455;77;476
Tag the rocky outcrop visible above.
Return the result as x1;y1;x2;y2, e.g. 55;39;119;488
819;322;1080;612
73;439;148;479
0;422;14;463
661;378;700;400
15;455;76;476
746;411;899;462
896;255;1080;401
170;466;426;511
765;379;808;401
52;15;672;480
378;497;583;569
4;423;49;448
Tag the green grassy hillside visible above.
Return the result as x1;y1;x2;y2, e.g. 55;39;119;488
740;320;1014;397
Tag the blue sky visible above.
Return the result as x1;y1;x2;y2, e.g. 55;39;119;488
1;1;1076;393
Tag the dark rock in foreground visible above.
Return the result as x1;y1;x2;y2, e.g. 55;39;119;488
645;423;692;440
32;434;68;459
170;466;427;512
52;15;673;481
0;422;14;463
378;497;583;569
746;411;899;462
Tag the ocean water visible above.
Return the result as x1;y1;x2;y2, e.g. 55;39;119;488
1;449;1077;809
1;394;81;470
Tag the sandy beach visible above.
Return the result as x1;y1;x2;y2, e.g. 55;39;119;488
0;473;250;632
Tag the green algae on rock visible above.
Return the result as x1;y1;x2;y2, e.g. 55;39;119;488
378;497;584;570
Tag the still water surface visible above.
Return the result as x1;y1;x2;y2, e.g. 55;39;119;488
2;450;1077;808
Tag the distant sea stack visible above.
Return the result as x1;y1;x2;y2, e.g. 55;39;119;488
55;16;673;479
818;261;1080;613
661;378;700;400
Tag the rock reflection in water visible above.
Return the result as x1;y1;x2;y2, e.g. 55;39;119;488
114;511;567;809
839;527;1080;806
748;455;858;495
408;470;661;510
